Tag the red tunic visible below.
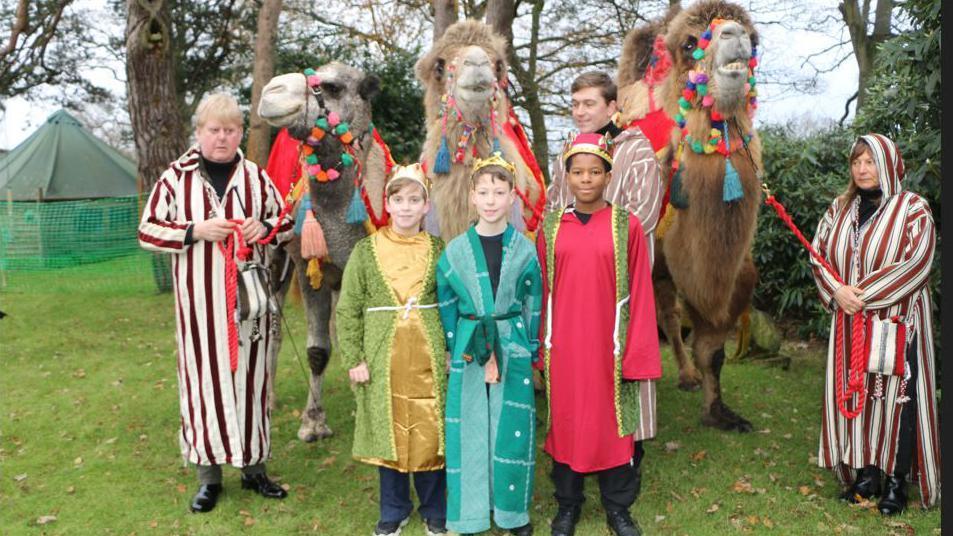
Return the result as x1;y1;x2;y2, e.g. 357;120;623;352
537;206;661;472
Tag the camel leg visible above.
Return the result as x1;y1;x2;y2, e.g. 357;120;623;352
265;246;294;411
294;253;334;442
686;256;758;432
653;252;701;391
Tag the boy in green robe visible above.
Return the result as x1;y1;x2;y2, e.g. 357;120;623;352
336;164;448;536
436;153;543;536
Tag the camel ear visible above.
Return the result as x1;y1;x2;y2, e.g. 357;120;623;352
359;75;381;101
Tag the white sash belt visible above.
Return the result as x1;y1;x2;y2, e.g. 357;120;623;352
366;296;438;320
545;294;630;356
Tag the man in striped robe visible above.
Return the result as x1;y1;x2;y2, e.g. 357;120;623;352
810;133;940;514
139;93;294;513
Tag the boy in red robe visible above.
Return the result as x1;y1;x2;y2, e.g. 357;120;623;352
536;133;661;536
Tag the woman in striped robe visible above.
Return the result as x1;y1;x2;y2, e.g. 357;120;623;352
810;133;939;514
138;93;294;513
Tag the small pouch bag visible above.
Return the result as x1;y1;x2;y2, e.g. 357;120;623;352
238;260;271;321
866;314;907;376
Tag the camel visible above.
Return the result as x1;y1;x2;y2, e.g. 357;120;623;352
257;62;390;441
415;20;545;240
618;0;762;432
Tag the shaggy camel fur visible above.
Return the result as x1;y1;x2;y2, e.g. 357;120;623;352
618;0;762;432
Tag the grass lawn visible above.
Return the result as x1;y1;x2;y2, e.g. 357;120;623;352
0;261;942;535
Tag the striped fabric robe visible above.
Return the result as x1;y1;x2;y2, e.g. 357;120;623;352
810;134;940;507
138;146;293;468
545;126;662;264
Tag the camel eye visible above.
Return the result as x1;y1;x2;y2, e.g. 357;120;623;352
321;81;343;96
434;59;446;79
683;35;697;51
495;60;504;79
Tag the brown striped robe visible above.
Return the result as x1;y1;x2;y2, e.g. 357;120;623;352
544;126;662;442
138;146;294;468
810;134;940;507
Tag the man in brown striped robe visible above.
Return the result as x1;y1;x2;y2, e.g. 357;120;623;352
810;133;939;513
139;93;294;513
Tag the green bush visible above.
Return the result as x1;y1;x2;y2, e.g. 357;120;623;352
752;125;854;338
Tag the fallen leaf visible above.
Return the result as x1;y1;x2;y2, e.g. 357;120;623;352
239;510;252;517
691;450;707;462
105;437;118;444
176;484;187;493
36;515;57;525
763;517;774;528
148;520;158;528
706;503;720;514
689;487;706;498
747;515;760;525
281;483;291;492
73;369;86;379
320;456;336;467
14;473;27;482
733;478;755;494
74;457;83;466
654;515;666;523
244;517;256;527
292;409;301;418
66;486;75;494
798;485;811;496
664;441;680;453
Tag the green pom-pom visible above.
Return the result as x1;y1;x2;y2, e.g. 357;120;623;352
306;154;318;165
678;97;690;109
697;84;708;96
748;76;756;86
334;123;349;136
316;117;330;130
674;113;685;124
341;153;355;167
692;140;703;153
304;68;316;76
692;48;705;60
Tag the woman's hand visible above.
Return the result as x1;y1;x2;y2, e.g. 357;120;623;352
349;362;370;384
193;218;237;242
833;285;866;315
240;218;265;244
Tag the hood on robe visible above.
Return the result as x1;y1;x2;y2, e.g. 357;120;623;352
852;133;905;198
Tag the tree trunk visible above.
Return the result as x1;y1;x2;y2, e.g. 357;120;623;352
126;0;187;292
840;0;893;112
485;0;515;43
433;0;458;41
246;0;283;166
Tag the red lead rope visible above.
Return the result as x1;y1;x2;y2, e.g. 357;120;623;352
763;193;868;419
216;203;294;372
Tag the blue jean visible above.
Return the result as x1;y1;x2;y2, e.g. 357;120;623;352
379;466;447;523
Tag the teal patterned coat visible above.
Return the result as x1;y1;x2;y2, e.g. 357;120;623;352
436;225;543;533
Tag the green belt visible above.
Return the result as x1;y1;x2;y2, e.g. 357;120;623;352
463;310;521;365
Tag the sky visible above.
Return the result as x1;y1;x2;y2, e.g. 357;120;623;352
0;0;859;152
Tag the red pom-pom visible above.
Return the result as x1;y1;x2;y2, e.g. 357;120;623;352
682;88;696;101
698;38;710;49
748;57;758;68
711;110;724;121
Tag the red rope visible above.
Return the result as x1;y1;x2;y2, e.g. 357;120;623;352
763;194;868;419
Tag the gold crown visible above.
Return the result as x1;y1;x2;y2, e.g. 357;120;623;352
472;151;516;176
388;163;432;192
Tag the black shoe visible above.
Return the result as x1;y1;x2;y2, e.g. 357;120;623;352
423;517;447;536
839;465;881;503
240;472;288;499
878;474;908;516
606;509;641;536
550;506;580;536
510;522;533;535
189;483;222;513
374;516;409;536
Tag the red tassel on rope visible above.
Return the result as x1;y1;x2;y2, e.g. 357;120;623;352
300;209;328;260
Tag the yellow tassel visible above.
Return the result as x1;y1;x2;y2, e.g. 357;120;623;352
306;258;323;289
656;206;677;239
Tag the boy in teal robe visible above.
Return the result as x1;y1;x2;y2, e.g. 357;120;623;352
436;153;543;535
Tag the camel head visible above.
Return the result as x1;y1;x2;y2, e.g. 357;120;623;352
258;62;380;143
415;20;509;126
663;0;758;121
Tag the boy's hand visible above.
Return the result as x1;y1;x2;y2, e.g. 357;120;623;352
349;362;370;384
484;352;500;384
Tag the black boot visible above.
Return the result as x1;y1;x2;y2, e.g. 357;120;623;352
840;465;881;503
241;472;288;499
550;505;580;536
606;509;641;536
189;483;223;513
509;522;533;535
878;474;908;516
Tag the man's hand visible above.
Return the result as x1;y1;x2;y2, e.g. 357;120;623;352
349;362;370;384
833;285;866;315
240;218;265;244
193;218;237;242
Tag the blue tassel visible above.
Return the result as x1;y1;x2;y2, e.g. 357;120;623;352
294;194;312;235
492;137;501;153
434;135;451;174
669;170;688;209
346;186;368;224
722;159;744;203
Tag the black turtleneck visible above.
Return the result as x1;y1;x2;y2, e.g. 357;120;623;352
857;187;882;227
201;154;240;199
595;120;622;139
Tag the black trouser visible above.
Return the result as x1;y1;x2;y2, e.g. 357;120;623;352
892;336;919;476
378;466;446;524
551;441;644;513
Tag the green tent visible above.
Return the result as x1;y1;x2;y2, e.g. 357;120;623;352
0;109;138;200
0;110;143;274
